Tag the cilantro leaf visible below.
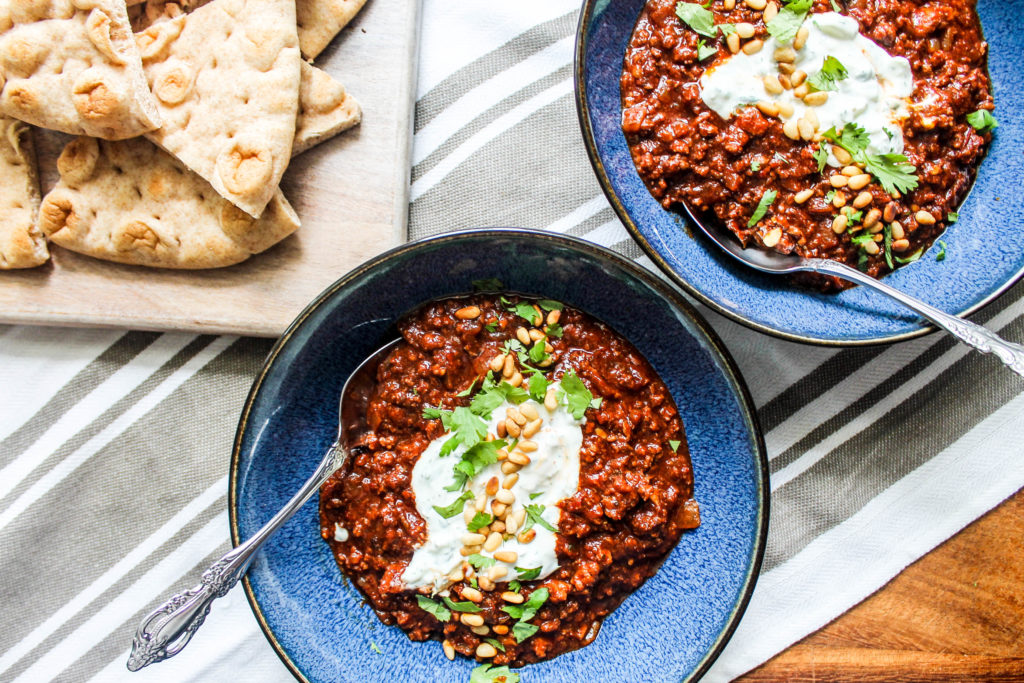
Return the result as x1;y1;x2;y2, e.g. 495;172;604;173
456;379;478;397
669;439;681;452
422;405;447;420
747;189;777;228
883;222;894;270
772;152;790;165
947;211;959;223
515;566;542;580
824;189;836;203
537;300;563;312
442;596;483;613
674;1;716;37
416;595;451;622
813;146;829;172
807;56;848;92
523;504;557;533
484;322;499;332
528;371;549;402
452;440;506;487
503;297;542;325
717;22;736;36
529;491;544;500
529;339;548;365
849;232;875;248
512;621;540;643
468;553;496;569
935;240;947;262
894;247;924;265
369;641;382;654
484;637;506;653
862;153;918;195
558;370;596;419
545;322;564;338
467;512;494;533
470;664;520;683
432;491;474;519
508;580;522;592
750;160;761;172
470;378;529;418
967;109;998;133
502;587;550;622
697;39;718;61
822;123;869;156
472;278;504;291
766;0;812;44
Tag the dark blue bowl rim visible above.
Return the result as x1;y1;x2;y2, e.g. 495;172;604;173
573;1;1024;347
228;227;769;683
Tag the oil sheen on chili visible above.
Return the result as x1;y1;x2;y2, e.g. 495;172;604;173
319;295;700;667
622;0;994;290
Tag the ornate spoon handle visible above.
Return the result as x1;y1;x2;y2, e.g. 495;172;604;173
814;260;1024;377
127;443;348;671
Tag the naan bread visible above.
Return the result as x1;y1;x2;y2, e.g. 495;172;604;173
38;136;298;268
135;0;301;217
296;0;367;60
0;0;160;139
0;115;47;268
293;62;360;156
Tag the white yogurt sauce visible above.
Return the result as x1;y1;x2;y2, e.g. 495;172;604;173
700;12;913;163
401;383;582;593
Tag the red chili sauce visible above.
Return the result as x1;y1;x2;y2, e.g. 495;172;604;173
319;295;700;666
622;0;994;290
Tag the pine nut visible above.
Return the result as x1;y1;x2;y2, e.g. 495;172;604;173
832;214;848;234
464;502;477;524
503;473;519;489
764;1;778;21
471;625;490;636
794;188;814;204
915;210;936;225
484;532;502;552
476;492;487;512
743;39;764;55
546;309;561;325
783;118;800;140
762;228;782;248
847;174;872;190
462;613;485;627
489;565;508;580
462;586;484;602
449;567;465;582
528;328;544;342
829;174;848;188
443;640;455;660
518;529;536;543
891;221;905;239
506;407;526;425
461;545;481;556
508;451;531;465
509;372;523;388
502;354;514;378
504;515;520;534
502;591;525;604
724;0;736;8
490;520;506;533
863;208;881;228
478;576;495;591
793;25;810;50
501;461;521;475
486;476;499;496
512;508;527;529
841;165;860;177
832;191;847;207
883;202;898;223
831;146;851;165
505;419;521;438
520;404;539;421
544;387;558;411
803;91;828;106
852;191;872;209
793;83;809;99
778;62;795;75
476;642;497;658
892;238;911;252
489;354;505;372
463;533;486;546
736;22;756;38
517;440;538;452
496;489;515;505
745;0;766;9
491;501;507;518
727;33;740;54
778;102;794;118
522;418;543;438
804;108;819;130
456;306;481;320
774;47;796;63
516;327;531;345
757;100;780;116
868;221;884;234
864;241;880;255
798;118;814;141
494;550;518;563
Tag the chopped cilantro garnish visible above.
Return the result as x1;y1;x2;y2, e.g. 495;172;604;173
416;595;451;622
456;378;478;397
446;439;506;491
674;1;717;37
537;299;563;312
515;566;542;580
529;491;544;500
502;297;542;326
369;641;382;654
433;490;474;519
508;580;522;592
935;240;947;262
894;247;924;265
813;145;829;173
470;664;520;683
467;512;494;532
442;596;483;613
557;370;597;419
883;222;894;269
822;124;869;155
751;160;762;172
823;124;918;195
747;189;777;227
529;339;548;364
766;0;812;44
849;232;875;248
522;504;557;533
527;372;549;402
422;404;446;420
697;39;718;61
545;322;564;338
484;322;499;332
807;56;848;92
502;587;549;622
472;278;504;291
512;621;540;643
967;109;998;133
824;189;836;203
772;152;790;165
717;22;736;36
468;553;496;569
471;376;529;417
484;637;507;653
947;211;959;223
669;439;681;453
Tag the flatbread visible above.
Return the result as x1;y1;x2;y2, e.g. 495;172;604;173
135;0;301;217
0;0;160;139
293;62;360;156
38;136;299;268
0;115;47;268
296;0;368;60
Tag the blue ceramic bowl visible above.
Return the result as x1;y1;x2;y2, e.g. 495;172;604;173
576;0;1023;345
230;229;768;683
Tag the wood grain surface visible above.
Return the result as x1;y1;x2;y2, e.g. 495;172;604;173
738;487;1024;682
0;0;418;337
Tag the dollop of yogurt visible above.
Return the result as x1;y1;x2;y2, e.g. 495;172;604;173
700;12;913;161
401;383;582;593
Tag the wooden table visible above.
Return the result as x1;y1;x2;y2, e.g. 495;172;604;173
738;488;1024;682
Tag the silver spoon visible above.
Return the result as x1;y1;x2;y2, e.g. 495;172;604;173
126;338;402;671
679;202;1024;377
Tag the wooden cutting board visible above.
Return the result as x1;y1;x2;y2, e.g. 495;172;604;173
0;0;419;338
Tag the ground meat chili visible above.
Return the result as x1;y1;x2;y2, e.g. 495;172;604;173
622;0;994;290
319;295;700;667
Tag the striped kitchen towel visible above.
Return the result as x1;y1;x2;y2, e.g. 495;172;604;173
1;0;1022;681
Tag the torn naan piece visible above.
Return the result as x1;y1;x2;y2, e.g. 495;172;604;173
0;0;160;139
296;0;368;60
0;115;47;268
293;62;360;157
38;136;298;268
135;0;301;218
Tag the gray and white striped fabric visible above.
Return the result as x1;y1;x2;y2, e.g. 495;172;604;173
2;1;1023;681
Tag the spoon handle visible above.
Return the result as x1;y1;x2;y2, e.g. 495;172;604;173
813;260;1024;378
126;442;349;671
